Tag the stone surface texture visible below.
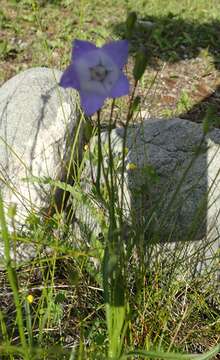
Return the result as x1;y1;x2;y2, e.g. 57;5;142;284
73;118;220;280
0;67;81;264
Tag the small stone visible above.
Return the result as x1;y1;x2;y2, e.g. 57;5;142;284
0;67;82;266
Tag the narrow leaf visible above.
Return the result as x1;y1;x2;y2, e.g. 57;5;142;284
133;51;148;81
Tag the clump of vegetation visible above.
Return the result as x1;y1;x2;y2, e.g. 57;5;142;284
0;1;219;359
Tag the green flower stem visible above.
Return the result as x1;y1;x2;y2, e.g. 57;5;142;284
25;300;33;347
108;99;117;242
98;99;127;360
120;80;138;227
96;109;102;194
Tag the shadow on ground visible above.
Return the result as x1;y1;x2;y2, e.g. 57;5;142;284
113;14;220;123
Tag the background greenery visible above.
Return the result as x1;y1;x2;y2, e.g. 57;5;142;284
1;0;220;122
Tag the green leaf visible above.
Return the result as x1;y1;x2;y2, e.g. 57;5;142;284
7;204;17;219
84;119;94;142
131;95;141;112
133;51;148;81
125;11;137;38
55;292;66;304
121;343;220;360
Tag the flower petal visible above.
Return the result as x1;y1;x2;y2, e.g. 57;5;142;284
80;91;106;116
109;73;129;98
59;64;80;90
72;39;97;60
102;40;129;68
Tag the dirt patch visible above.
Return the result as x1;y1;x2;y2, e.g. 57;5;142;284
1;1;220;127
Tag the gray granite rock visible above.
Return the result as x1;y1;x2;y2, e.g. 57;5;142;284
72;118;220;280
0;67;82;265
0;69;218;285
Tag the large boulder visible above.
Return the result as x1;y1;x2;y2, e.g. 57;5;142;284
72;118;220;280
0;67;82;265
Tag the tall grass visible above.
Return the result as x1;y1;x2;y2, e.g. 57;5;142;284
0;103;219;358
0;4;219;360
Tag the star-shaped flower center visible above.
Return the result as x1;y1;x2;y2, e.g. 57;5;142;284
90;64;109;82
75;51;119;96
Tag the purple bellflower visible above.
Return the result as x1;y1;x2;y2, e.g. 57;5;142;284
59;39;129;116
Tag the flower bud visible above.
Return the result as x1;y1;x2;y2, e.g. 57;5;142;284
126;162;137;171
133;51;148;81
126;11;137;38
27;294;34;304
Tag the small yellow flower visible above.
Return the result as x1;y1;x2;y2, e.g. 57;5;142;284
126;162;137;171
84;144;89;151
27;294;34;304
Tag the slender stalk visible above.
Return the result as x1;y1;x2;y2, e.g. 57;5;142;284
108;99;117;241
120;80;138;227
102;100;128;360
96;110;102;194
0;191;28;359
25;300;33;347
